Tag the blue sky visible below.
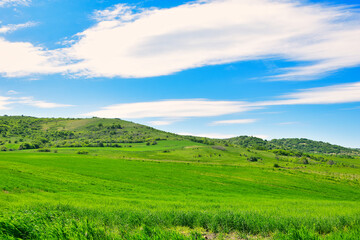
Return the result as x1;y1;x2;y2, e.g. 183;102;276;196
0;0;360;147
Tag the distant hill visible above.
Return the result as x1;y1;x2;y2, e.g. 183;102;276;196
0;115;359;155
224;136;360;155
0;116;180;149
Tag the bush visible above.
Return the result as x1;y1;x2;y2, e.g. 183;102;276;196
247;156;260;162
37;148;51;152
77;150;89;155
18;143;34;150
327;160;335;165
273;163;280;168
301;157;309;165
1;146;7;151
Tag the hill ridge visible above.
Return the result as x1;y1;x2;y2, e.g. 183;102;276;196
0;115;358;155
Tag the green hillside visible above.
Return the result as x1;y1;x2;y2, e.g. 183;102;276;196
224;136;360;155
0;116;359;156
1;116;360;239
0;116;181;150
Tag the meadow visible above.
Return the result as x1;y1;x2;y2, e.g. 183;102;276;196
1;140;360;239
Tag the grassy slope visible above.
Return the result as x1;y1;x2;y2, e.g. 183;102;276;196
1;116;359;156
1;142;360;239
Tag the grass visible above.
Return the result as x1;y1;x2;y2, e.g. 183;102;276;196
1;142;360;239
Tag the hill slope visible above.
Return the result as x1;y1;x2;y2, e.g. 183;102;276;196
1;137;360;239
225;136;360;155
0;115;359;156
0;116;181;149
1;116;360;239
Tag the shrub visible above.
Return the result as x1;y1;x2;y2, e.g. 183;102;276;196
273;163;280;168
327;160;335;165
18;143;34;150
77;150;89;155
1;146;7;151
247;156;260;162
301;157;309;165
37;148;51;152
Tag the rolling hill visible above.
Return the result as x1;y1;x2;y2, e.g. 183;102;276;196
0;115;359;155
1;115;360;239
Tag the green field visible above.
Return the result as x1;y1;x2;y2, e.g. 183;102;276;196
1;140;360;239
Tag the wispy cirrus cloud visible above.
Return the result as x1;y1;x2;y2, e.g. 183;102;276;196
15;96;73;108
177;132;238;139
84;81;360;124
6;90;19;95
256;81;360;106
0;0;30;7
210;119;257;125
0;96;12;110
0;22;37;34
177;132;269;140
0;94;73;110
148;119;182;126
83;99;253;119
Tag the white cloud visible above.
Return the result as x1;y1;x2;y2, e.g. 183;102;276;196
148;120;179;126
0;38;67;77
0;0;360;79
92;4;142;22
210;119;257;125
0;22;37;34
83;81;360;121
177;132;269;139
6;90;19;95
63;0;360;79
0;96;11;110
84;99;253;119
0;0;30;7
177;132;238;139
257;81;360;106
15;97;73;108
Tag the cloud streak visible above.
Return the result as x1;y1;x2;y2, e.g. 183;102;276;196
0;95;73;109
84;81;360;123
84;99;253;119
15;97;73;108
64;0;360;79
257;81;360;106
210;119;257;125
0;0;30;7
0;22;37;34
177;132;238;139
0;96;11;110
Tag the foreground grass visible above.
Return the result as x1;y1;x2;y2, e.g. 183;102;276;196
1;143;360;239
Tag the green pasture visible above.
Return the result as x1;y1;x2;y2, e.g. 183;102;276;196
1;142;360;239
